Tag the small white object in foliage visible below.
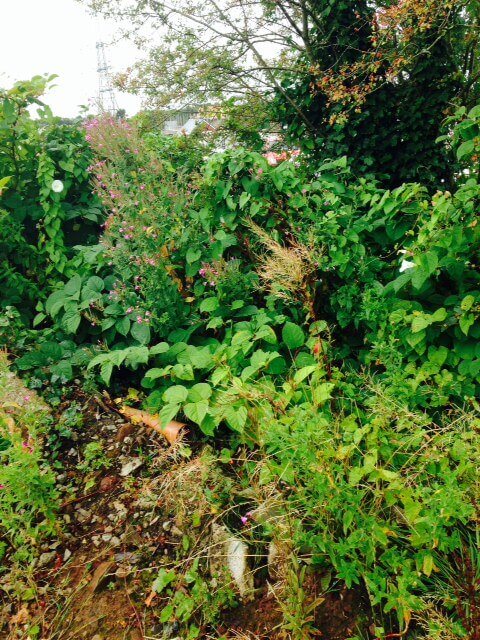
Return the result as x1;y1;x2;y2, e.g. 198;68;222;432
398;249;416;272
399;259;416;272
51;180;64;193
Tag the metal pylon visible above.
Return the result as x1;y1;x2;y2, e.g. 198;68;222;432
96;41;119;115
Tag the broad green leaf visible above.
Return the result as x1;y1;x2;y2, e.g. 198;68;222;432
159;403;180;428
411;316;430;333
100;362;113;385
85;276;104;292
183;401;209;425
64;275;83;296
459;313;475;336
163;385;189;404
431;307;447;323
224;405;248;432
312;382;335;406
46;290;67;317
199;297;219;313
186;248;201;264
152;569;176;594
293;365;318;384
150;342;170;355
62;310;81;334
461;295;475;311
282;322;305;349
188;383;212;402
115;316;130;336
131;321;151;345
33;312;46;327
457;139;475;160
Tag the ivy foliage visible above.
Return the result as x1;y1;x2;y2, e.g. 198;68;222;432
273;0;478;188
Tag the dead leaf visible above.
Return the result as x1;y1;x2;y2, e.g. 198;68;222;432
9;606;29;626
84;560;114;598
144;590;157;607
0;412;16;436
119;406;186;445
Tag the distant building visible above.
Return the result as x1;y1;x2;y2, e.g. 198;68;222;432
162;107;219;136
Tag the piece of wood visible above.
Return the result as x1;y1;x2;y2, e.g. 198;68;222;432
119;406;186;445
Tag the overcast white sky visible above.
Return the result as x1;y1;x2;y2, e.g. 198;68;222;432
0;0;142;117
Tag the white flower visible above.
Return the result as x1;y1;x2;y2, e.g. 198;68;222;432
51;180;64;193
399;259;416;273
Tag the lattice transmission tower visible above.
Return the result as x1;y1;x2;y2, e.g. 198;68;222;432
96;41;119;115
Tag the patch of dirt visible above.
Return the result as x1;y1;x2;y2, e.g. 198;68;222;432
219;586;283;638
1;383;367;640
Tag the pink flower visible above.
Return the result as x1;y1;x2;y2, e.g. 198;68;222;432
264;152;278;166
240;516;248;526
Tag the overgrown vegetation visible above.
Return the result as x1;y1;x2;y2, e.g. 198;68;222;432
1;2;480;637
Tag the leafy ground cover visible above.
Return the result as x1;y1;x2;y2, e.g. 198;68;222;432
1;70;480;639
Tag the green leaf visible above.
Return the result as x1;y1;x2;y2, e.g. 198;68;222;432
46;290;66;317
422;554;434;578
188;383;212;402
186;248;201;264
293;365;318;384
62;310;81;334
200;297;219;313
159;404;180;428
224;405;248;432
457;139;475;160
282;322;305;349
150;342;169;355
431;307;447;323
199;414;217;436
163;385;189;405
33;312;46;327
85;276;104;292
348;466;365;486
101;317;115;332
124;346;149;367
152;569;176;594
239;191;251;209
183;401;209;425
312;382;335;406
459;313;475;336
411;316;430;333
115;316;130;336
461;295;475;311
64;275;83;296
100;361;114;385
211;366;229;386
131;321;151;345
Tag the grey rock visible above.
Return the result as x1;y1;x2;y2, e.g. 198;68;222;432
209;523;254;599
38;551;56;568
120;458;143;477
